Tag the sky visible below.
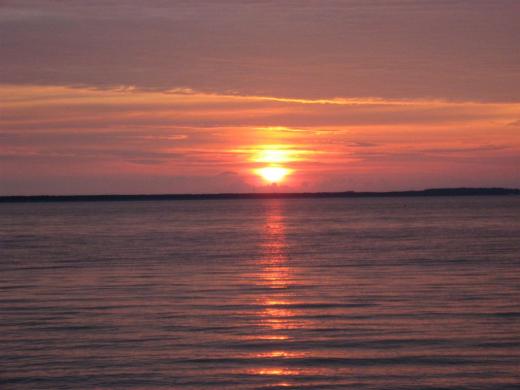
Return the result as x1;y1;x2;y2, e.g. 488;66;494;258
1;0;519;195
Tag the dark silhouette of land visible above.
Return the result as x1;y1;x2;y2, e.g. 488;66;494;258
0;188;518;203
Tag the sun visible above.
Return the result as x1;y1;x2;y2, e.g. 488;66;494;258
256;166;291;184
248;146;296;184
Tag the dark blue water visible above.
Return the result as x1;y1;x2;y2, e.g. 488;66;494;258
1;197;519;389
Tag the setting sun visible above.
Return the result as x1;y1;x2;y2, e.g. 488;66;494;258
255;167;292;184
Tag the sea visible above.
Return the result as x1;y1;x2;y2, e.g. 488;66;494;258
1;196;519;389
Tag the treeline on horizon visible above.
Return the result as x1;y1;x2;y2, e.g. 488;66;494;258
1;188;519;203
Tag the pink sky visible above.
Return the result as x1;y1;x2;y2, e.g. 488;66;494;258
1;1;519;194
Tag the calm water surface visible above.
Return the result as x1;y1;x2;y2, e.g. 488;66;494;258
1;197;520;389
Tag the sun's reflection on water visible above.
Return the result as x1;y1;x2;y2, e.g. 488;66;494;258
254;368;300;376
249;200;306;383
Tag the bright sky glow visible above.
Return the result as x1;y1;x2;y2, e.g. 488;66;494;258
254;149;294;164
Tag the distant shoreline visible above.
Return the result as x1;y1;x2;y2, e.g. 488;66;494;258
1;188;519;203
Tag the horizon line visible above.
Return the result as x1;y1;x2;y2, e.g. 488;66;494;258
1;187;519;203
